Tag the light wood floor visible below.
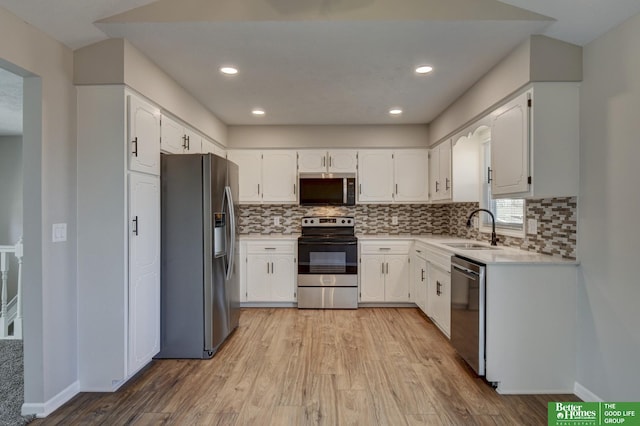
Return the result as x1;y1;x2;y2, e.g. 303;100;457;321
35;308;579;425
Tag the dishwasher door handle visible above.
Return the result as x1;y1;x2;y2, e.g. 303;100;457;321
452;264;479;280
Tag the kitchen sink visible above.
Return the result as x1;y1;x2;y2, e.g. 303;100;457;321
444;242;500;250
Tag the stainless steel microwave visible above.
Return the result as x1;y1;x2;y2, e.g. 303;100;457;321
299;173;356;206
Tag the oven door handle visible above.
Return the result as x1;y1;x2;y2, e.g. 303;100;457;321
298;241;358;245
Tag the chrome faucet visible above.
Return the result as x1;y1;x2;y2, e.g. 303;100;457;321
466;209;498;246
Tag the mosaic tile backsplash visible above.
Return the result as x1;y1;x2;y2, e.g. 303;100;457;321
238;197;577;259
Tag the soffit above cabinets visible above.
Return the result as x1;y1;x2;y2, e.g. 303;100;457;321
1;0;639;126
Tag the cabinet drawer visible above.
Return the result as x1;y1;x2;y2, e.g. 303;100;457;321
360;241;411;255
412;242;429;260
424;246;451;272
246;241;296;254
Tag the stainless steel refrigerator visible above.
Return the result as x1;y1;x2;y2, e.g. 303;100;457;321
157;153;240;359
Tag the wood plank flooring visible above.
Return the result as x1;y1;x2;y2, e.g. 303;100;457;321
34;308;579;425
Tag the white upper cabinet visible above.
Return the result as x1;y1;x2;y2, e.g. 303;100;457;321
491;91;530;196
358;149;429;203
201;139;226;158
298;150;358;173
128;95;160;175
358;150;394;202
430;134;480;203
394;149;429;203
160;115;201;154
227;150;262;203
489;83;579;198
228;150;297;204
429;139;451;201
262;151;297;203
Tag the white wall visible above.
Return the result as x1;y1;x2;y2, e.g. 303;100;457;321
228;124;429;149
577;11;640;400
0;5;77;413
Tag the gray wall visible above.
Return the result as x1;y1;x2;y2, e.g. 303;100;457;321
229;124;429;149
0;135;22;300
428;35;582;145
578;11;640;400
74;39;228;146
0;135;22;244
1;5;76;412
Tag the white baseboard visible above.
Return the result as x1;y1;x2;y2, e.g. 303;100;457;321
22;380;80;418
574;382;603;402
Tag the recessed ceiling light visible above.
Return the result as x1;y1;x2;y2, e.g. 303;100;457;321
220;66;238;75
389;108;403;115
415;65;433;74
252;109;265;116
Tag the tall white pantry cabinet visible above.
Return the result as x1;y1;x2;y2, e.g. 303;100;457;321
77;86;161;391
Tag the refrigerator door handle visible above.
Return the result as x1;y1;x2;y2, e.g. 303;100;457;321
224;185;236;281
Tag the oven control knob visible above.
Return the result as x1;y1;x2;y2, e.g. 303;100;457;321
341;219;345;223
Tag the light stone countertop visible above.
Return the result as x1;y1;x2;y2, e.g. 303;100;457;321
239;233;578;265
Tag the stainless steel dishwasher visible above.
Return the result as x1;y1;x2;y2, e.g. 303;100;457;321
450;255;486;376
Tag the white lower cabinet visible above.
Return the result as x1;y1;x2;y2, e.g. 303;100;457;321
242;240;297;303
359;241;411;302
427;264;451;337
411;245;428;314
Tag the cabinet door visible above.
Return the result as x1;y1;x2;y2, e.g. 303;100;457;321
262;151;297;203
128;173;160;375
438;140;452;199
184;128;202;154
271;255;296;302
298;150;327;172
201;139;216;154
429;147;441;201
160;115;185;154
128;95;160;175
358;150;394;202
428;265;451;337
328;150;358;173
491;91;530;196
246;254;271;301
384;254;410;302
360;255;385;302
228;151;262;203
394;150;429;202
412;254;428;313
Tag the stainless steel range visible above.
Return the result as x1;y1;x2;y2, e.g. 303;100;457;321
297;217;358;309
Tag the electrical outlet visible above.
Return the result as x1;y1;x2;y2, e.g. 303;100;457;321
274;216;281;226
391;216;398;225
527;218;538;234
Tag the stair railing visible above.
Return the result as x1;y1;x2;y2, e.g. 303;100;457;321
0;237;23;339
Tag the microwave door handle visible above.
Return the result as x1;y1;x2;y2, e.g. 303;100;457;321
343;178;347;204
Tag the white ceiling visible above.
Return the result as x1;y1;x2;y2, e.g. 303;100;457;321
1;0;640;126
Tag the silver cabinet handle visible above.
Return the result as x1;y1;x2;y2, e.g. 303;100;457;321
379;247;391;251
264;247;276;250
267;262;270;274
258;183;260;195
421;269;425;281
322;156;326;167
132;137;138;157
132;216;139;236
445;178;450;191
359;183;362;195
381;262;384;275
329;156;332;167
271;262;274;273
294;183;296;195
487;167;493;184
435;181;439;193
395;183;398;195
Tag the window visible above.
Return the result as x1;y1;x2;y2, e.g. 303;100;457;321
480;140;525;236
